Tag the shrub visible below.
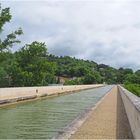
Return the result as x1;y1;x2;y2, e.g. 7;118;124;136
124;83;140;97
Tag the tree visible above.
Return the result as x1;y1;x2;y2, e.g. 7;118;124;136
0;67;8;87
135;70;140;77
0;4;11;31
9;61;24;86
0;4;23;53
123;68;133;75
0;4;23;87
83;71;101;84
12;41;56;86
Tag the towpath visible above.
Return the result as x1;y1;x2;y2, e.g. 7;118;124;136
70;86;133;139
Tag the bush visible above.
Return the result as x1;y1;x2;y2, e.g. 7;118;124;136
124;83;140;97
64;78;83;85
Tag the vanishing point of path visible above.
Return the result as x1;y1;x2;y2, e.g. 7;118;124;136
70;86;133;139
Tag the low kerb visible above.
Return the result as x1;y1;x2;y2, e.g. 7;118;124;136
70;86;133;139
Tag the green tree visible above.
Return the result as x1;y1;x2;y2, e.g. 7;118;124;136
0;67;8;87
13;41;56;86
135;70;140;76
116;68;133;84
9;61;24;86
83;71;101;84
0;4;23;87
0;4;23;53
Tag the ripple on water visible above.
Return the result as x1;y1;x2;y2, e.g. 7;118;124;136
0;85;113;139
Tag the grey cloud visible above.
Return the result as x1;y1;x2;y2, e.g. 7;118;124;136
1;0;140;70
133;23;140;29
49;43;79;56
106;25;128;32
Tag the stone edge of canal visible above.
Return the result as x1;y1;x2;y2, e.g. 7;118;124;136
0;85;104;108
53;85;114;139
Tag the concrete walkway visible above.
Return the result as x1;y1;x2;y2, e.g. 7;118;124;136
70;86;133;139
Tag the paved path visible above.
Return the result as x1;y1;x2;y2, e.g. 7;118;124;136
70;86;133;139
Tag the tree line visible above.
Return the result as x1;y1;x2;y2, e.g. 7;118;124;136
0;4;140;96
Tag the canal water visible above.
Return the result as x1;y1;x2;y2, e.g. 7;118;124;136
0;85;113;139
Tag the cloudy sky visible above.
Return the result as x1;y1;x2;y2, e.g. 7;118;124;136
1;0;140;70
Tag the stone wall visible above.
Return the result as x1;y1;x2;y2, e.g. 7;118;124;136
0;84;103;105
118;85;140;139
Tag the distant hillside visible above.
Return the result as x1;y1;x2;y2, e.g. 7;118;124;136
47;54;135;85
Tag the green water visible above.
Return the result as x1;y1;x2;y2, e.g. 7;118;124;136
0;85;113;139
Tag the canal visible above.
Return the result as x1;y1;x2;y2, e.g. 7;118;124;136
0;85;113;139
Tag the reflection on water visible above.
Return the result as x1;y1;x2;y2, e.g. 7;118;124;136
0;85;113;139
